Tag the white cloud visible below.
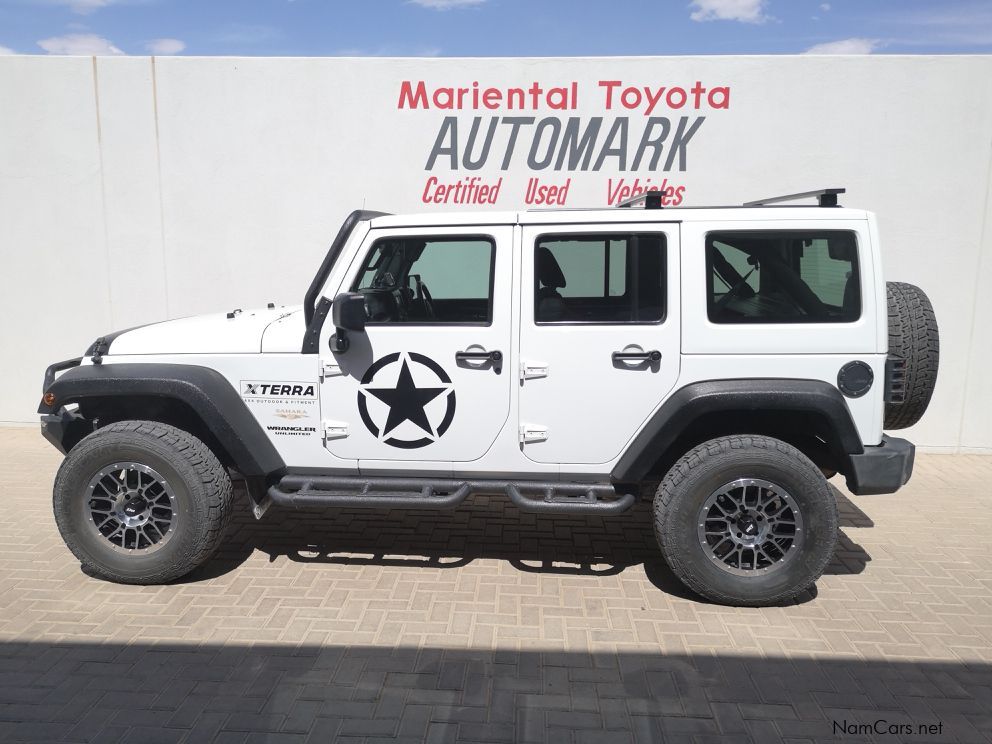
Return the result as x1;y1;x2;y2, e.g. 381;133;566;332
0;45;17;54
145;37;185;54
29;0;155;14
335;45;442;57
37;33;124;54
886;3;992;47
212;23;281;44
37;0;124;14
820;2;831;10
689;0;770;23
804;37;880;54
66;0;114;12
408;0;486;8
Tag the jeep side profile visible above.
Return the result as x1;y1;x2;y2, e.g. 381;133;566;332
39;188;939;606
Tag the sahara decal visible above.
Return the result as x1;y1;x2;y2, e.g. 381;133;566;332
274;409;309;421
357;352;455;449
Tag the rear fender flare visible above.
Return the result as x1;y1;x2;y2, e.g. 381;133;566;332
611;378;864;483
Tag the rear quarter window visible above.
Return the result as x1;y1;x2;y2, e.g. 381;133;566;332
706;231;861;324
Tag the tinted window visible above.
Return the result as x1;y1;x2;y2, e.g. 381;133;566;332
535;234;666;323
353;237;494;324
707;231;860;324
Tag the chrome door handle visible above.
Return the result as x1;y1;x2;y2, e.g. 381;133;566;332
612;350;661;362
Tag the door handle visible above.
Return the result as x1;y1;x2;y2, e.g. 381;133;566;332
612;350;661;362
456;349;503;364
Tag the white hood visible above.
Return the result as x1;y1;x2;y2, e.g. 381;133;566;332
106;305;301;356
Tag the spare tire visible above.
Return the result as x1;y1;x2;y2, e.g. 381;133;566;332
884;282;939;429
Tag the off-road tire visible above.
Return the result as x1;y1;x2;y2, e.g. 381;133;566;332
654;435;838;607
53;421;233;584
884;281;939;430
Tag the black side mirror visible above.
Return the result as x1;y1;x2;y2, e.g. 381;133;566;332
329;292;368;353
332;292;368;332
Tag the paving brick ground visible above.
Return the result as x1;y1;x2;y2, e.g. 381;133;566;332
0;426;990;743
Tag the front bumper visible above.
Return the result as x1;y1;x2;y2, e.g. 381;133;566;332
40;406;90;455
844;435;915;495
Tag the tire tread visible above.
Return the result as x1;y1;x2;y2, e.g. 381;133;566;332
54;420;233;584
885;281;939;430
653;434;837;607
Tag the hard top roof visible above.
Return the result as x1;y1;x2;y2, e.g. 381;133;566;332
369;204;870;229
367;188;869;229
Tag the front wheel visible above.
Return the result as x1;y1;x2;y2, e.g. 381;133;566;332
53;421;233;584
654;435;838;607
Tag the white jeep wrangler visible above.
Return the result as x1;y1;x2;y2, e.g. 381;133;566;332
39;188;939;606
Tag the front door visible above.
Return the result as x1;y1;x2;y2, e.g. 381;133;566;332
518;223;681;465
319;225;513;465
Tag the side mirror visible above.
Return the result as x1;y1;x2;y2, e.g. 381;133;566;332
332;292;368;332
329;292;368;353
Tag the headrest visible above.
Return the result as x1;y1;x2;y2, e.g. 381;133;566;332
828;234;856;262
537;247;566;289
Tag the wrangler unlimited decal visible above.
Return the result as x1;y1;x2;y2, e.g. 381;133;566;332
266;425;318;437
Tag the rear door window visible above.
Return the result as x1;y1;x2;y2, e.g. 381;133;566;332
534;234;666;323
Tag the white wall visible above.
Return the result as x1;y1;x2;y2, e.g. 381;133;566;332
1;55;990;450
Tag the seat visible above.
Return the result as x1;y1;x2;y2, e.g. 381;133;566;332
536;247;567;322
843;271;860;319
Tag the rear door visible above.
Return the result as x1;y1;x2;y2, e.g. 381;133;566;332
518;223;681;465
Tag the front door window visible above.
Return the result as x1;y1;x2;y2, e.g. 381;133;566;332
353;237;495;325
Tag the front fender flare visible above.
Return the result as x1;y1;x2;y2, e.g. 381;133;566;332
39;363;285;478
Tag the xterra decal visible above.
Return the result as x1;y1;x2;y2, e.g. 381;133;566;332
242;380;319;433
242;381;317;398
358;352;455;449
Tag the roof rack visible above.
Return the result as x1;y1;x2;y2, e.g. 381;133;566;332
614;187;846;211
743;188;846;208
616;191;664;209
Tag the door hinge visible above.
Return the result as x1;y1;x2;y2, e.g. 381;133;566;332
519;424;549;444
322;420;349;441
320;359;344;381
520;359;549;381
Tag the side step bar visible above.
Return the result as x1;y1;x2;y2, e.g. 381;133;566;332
267;475;636;515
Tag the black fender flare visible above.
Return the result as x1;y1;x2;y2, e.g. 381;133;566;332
611;378;864;483
39;363;285;478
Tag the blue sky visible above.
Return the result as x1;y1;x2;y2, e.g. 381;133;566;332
1;0;990;57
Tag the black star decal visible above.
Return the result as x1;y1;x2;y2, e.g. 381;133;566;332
365;359;447;437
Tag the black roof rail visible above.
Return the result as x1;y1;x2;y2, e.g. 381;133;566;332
744;188;846;208
616;191;664;209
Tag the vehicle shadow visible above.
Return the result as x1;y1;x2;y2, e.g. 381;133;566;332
1;639;985;743
187;484;873;604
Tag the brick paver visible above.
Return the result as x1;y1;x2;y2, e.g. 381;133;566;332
0;427;990;743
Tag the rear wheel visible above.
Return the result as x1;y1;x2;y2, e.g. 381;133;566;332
654;435;837;607
53;421;233;584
